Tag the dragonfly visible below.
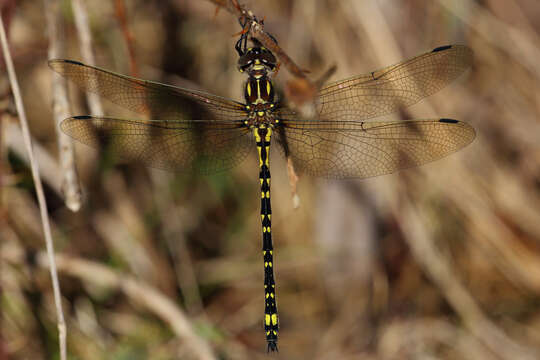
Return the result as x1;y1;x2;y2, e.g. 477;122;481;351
49;43;474;352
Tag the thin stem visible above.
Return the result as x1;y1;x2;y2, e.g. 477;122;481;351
71;0;104;116
0;13;67;360
44;0;83;212
114;0;138;76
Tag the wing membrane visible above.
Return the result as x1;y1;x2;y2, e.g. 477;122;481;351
49;59;247;121
276;118;475;179
278;45;472;122
61;116;252;174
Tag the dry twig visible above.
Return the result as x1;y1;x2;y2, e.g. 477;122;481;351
114;0;138;76
44;0;83;212
71;0;104;116
0;13;67;360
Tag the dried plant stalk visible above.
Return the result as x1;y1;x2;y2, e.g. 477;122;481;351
44;0;82;212
0;12;67;360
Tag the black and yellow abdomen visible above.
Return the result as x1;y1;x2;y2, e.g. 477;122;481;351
253;126;279;352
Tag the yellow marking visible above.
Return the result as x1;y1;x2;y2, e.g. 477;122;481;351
261;192;265;199
255;59;261;65
263;250;266;255
270;103;275;108
272;285;275;288
253;65;264;71
267;81;271;94
246;105;250;110
267;331;271;335
266;293;269;299
257;111;264;117
270;293;274;298
265;262;268;267
266;128;273;141
253;128;261;141
256;79;262;102
266;191;270;198
265;284;267;288
247;82;252;97
271;314;278;325
260;179;263;185
273;331;277;335
269;262;272;267
270;250;272;255
263;227;266;233
265;314;270;325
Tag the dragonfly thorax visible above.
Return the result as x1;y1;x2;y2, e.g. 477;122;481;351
245;102;276;128
244;74;275;106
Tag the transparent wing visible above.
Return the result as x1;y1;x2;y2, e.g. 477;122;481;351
279;45;473;122
61;116;253;174
49;59;248;121
276;118;475;179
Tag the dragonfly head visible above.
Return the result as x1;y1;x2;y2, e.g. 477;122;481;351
237;47;277;75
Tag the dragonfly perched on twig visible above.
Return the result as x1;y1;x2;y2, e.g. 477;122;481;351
49;43;474;352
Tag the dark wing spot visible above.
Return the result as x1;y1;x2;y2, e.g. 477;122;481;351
63;59;85;66
439;118;459;124
432;45;452;53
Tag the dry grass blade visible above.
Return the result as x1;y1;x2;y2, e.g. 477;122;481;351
397;197;539;360
1;243;217;360
0;13;67;360
71;0;104;116
44;0;82;212
113;0;138;76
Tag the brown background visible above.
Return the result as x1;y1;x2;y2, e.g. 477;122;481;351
2;0;540;359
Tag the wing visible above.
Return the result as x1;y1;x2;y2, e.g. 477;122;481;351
48;59;247;121
279;45;472;122
275;118;475;179
61;116;253;174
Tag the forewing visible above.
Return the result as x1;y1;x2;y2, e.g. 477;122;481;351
276;119;475;179
61;116;253;174
49;59;247;121
306;45;473;121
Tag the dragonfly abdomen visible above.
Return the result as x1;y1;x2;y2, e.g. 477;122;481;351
254;126;279;352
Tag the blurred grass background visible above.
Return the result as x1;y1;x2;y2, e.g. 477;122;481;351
2;0;540;359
